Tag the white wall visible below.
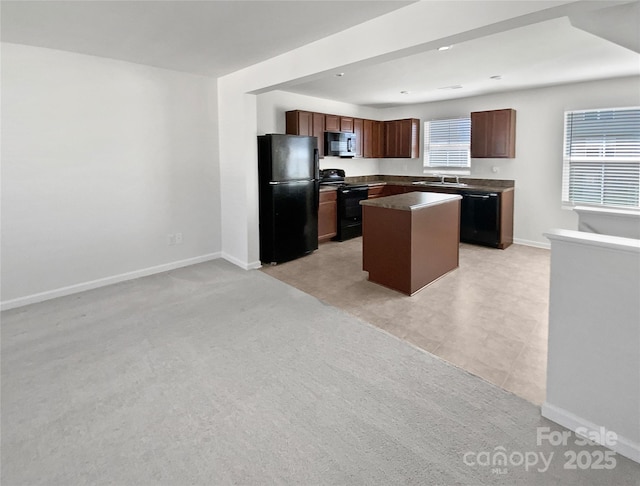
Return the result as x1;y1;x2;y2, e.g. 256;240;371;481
543;229;640;463
377;77;640;247
256;90;380;176
1;43;221;307
575;206;640;239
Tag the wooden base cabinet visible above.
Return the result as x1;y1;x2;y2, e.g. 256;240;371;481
318;190;337;242
383;184;514;249
362;193;461;295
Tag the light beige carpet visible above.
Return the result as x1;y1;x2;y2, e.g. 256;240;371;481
2;260;639;484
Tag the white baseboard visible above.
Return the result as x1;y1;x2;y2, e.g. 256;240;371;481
513;238;551;249
541;402;640;464
221;252;262;270
1;252;222;311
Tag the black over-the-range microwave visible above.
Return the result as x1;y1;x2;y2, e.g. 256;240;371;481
324;131;356;158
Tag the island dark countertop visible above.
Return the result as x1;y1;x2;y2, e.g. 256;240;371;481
361;191;461;211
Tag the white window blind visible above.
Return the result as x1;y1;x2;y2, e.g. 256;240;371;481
563;107;640;209
424;117;470;168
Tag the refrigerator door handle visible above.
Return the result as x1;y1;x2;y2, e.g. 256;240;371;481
313;148;319;179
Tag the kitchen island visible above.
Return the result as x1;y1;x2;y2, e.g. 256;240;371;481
360;191;462;295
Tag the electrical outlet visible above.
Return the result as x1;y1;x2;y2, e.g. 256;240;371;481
175;232;183;244
167;234;175;246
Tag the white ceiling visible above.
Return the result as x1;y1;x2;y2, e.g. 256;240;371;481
2;1;639;108
0;0;412;78
283;14;640;108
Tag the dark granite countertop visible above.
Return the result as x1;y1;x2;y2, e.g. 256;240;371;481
360;191;461;211
346;175;514;193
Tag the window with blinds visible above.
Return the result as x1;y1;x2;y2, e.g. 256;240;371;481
563;107;640;209
424;117;471;169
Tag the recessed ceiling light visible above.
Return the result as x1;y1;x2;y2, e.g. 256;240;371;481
335;72;345;77
438;45;452;51
438;85;463;90
490;75;502;80
400;90;410;95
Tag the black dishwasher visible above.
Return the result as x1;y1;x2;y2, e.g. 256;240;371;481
460;191;500;247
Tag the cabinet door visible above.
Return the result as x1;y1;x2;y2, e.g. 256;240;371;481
382;184;407;196
470;111;488;158
374;121;385;158
471;109;515;158
340;117;354;133
325;114;340;132
490;109;516;158
353;118;363;157
318;191;337;242
363;119;374;158
398;119;413;157
367;186;385;199
312;112;325;158
364;119;385;158
384;121;398;158
285;110;312;136
409;118;420;158
383;119;420;158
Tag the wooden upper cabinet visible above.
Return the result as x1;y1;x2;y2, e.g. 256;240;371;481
384;119;419;158
384;121;398;158
374;121;385;158
286;110;326;157
312;112;325;158
398;119;419;158
286;110;417;159
353;118;363;157
363;119;380;158
471;109;516;158
325;114;340;132
363;119;373;157
286;110;313;136
340;117;354;133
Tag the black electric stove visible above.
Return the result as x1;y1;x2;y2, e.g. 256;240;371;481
319;169;369;241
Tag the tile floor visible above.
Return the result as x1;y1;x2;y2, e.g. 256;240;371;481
261;239;550;405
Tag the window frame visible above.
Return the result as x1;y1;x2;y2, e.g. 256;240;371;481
562;106;640;210
423;117;471;173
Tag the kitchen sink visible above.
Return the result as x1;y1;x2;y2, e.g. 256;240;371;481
412;181;469;188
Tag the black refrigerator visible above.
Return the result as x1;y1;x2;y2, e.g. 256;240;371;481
257;134;319;264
